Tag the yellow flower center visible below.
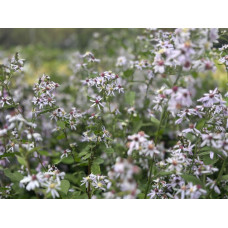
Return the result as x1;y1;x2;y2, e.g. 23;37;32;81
97;182;103;187
50;183;56;189
158;49;165;54
183;28;189;33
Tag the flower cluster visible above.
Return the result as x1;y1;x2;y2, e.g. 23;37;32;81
20;167;65;198
151;29;218;75
0;28;227;199
81;173;110;192
32;74;59;110
104;158;140;199
127;131;160;158
83;71;124;108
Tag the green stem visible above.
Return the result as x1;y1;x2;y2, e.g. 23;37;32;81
144;159;154;199
87;146;95;199
144;68;183;199
207;157;227;198
144;107;167;198
63;129;76;163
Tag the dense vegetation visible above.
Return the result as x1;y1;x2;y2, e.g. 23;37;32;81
0;28;228;199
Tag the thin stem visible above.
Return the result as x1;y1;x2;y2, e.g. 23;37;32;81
144;68;183;199
207;157;227;198
144;107;167;198
144;159;154;199
63;129;76;163
25;156;31;175
144;78;153;108
87;146;95;199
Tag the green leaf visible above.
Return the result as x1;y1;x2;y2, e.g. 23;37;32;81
91;163;101;175
221;175;228;181
196;119;206;130
4;169;24;182
57;121;65;129
162;78;172;87
70;191;81;199
16;156;27;166
61;156;75;164
123;69;134;78
200;147;225;159
37;106;58;116
137;193;145;199
133;119;143;132
125;91;135;106
203;154;218;165
78;150;89;157
93;158;104;165
60;180;70;195
181;174;203;186
104;148;114;154
156;171;174;177
81;153;91;161
150;116;160;127
78;145;92;158
65;174;79;185
38;150;49;156
198;151;210;156
56;133;65;140
0;152;19;159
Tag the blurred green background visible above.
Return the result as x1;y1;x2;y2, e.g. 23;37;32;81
0;29;143;84
0;28;227;87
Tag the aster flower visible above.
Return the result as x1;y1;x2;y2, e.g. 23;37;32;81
141;140;160;158
205;177;220;194
197;88;222;107
116;56;127;67
90;97;104;110
185;182;207;199
20;173;44;191
182;123;201;136
127;131;149;155
61;149;71;159
0;96;12;107
82;51;100;63
44;180;61;198
166;156;183;173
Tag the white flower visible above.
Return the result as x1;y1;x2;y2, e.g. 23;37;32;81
21;142;35;151
201;133;220;147
20;173;44;191
182;123;201;136
127;131;149;155
116;56;127;67
44;181;61;198
115;84;124;93
61;149;71;159
166;156;183;173
106;83;116;96
0;96;11;107
24;130;42;141
205;177;220;194
82;51;100;63
90;97;104;110
81;174;109;192
141;140;160;158
175;108;199;124
0;129;8;137
197;88;222;107
176;184;187;199
185;182;206;199
219;55;228;66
